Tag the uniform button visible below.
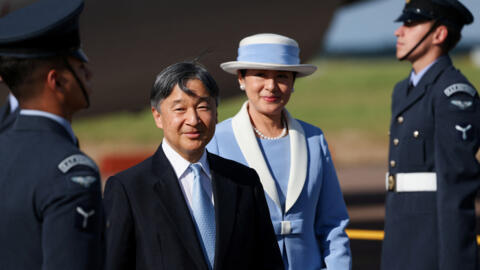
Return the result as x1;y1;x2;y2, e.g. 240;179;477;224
397;116;404;124
413;130;420;138
390;160;396;168
393;138;399;146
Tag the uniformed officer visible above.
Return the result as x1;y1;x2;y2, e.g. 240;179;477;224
381;0;480;269
0;0;103;269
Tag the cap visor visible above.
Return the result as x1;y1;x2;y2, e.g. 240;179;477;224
395;12;432;23
71;48;89;62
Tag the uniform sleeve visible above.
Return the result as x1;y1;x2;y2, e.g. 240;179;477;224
37;166;103;270
314;135;352;270
434;84;480;269
103;176;136;270
252;170;285;270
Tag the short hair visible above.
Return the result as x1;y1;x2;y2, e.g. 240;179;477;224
440;24;462;53
150;61;220;109
0;56;66;99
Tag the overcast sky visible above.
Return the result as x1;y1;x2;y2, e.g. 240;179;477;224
323;0;480;53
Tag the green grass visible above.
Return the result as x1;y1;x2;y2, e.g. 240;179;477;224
73;55;480;145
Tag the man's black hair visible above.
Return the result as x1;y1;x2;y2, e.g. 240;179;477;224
441;24;462;53
0;56;66;99
150;61;220;109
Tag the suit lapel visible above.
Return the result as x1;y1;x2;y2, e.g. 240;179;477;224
151;147;208;270
231;102;281;209
208;153;238;270
393;77;427;117
393;56;451;117
284;111;308;214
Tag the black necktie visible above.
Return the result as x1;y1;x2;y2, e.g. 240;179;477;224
407;81;414;96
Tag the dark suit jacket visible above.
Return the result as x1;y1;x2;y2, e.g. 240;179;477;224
0;115;103;270
104;145;283;270
0;100;19;134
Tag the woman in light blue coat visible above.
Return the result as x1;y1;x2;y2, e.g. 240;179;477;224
207;33;351;270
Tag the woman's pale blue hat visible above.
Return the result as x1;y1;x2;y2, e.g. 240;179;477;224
220;33;317;77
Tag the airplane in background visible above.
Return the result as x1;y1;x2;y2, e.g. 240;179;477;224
0;0;364;116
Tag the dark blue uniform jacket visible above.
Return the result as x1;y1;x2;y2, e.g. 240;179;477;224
0;100;19;134
0;115;103;270
382;56;480;270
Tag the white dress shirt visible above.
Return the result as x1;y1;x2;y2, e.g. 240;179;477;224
162;139;214;215
20;109;77;145
8;94;18;113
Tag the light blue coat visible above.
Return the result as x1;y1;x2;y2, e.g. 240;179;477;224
207;102;351;270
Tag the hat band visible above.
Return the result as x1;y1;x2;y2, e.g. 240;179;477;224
237;44;300;65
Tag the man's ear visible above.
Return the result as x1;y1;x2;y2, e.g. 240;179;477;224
433;25;448;45
151;106;163;129
46;69;64;92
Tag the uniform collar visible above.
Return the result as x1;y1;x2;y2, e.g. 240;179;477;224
19;109;77;144
161;139;211;179
409;56;444;87
8;94;18;113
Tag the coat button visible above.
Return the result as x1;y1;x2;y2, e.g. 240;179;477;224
413;130;420;138
390;160;396;168
397;116;404;124
393;138;399;146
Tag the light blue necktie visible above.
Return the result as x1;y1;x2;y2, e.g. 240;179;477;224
190;163;216;269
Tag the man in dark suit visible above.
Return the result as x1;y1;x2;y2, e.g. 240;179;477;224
104;62;283;270
0;0;103;269
381;0;480;269
0;92;19;133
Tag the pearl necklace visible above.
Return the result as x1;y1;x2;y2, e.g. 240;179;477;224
253;120;287;140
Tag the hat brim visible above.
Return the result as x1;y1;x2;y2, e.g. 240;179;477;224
71;48;89;62
395;12;432;23
220;61;317;77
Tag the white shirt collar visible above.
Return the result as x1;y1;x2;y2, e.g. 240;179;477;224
8;94;18;113
19;109;77;144
409;57;442;87
161;138;211;179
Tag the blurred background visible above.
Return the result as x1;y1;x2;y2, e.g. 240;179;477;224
1;0;479;268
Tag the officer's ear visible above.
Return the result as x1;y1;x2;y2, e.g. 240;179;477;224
46;68;66;93
432;25;448;46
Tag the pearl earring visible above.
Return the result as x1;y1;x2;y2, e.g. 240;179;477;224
240;84;245;90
